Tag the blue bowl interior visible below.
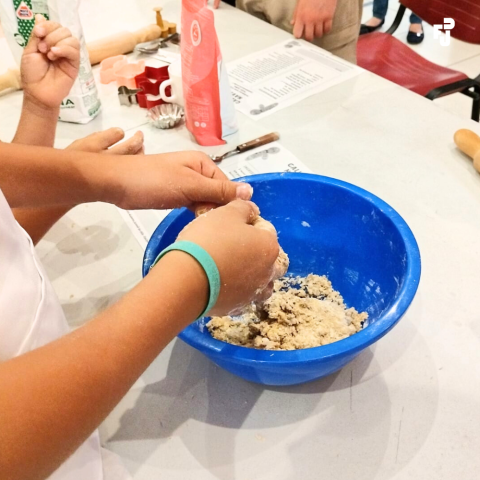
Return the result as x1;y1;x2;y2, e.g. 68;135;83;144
143;173;420;362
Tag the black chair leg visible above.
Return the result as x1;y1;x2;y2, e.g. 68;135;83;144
459;85;480;122
427;80;480;122
386;5;407;35
471;86;480;122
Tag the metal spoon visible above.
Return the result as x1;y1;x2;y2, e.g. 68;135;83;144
135;33;180;54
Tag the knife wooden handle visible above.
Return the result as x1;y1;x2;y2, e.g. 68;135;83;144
237;132;280;153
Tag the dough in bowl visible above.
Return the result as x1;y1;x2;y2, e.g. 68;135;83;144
207;274;367;350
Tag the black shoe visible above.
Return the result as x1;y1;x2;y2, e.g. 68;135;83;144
407;29;424;44
360;19;385;35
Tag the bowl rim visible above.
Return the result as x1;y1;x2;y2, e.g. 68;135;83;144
143;173;421;364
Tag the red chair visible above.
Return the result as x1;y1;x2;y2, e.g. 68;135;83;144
357;0;480;121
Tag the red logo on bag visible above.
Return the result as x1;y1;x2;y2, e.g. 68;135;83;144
191;20;201;47
16;2;34;19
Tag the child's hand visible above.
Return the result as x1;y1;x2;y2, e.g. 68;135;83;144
68;128;144;155
111;151;252;211
291;0;337;41
176;200;279;315
21;15;80;110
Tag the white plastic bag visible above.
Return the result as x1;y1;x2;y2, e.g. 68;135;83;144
0;0;101;124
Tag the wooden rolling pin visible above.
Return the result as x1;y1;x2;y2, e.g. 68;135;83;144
87;24;162;65
0;24;162;93
454;129;480;173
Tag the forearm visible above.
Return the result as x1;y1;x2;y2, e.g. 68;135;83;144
12;94;59;147
13;206;73;244
0;251;208;480
12;95;71;242
0;142;116;208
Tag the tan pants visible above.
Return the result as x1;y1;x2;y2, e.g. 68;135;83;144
237;0;364;64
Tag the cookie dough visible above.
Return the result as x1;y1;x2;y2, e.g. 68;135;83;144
207;274;367;350
252;216;289;277
274;248;290;278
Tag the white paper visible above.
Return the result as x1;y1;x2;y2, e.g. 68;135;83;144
227;40;362;119
119;142;311;249
219;141;310;179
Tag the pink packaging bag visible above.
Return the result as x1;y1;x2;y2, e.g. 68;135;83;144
181;0;225;146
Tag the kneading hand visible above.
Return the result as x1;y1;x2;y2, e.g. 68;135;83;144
291;0;338;41
177;200;280;315
112;151;252;211
21;15;80;110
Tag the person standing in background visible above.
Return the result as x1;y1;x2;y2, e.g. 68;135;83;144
214;0;364;65
360;0;424;44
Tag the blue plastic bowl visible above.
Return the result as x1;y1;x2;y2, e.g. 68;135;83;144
143;173;421;386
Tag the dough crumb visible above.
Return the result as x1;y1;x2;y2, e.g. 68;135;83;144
207;274;368;350
275;247;290;277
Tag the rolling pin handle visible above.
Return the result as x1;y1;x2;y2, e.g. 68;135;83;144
454;129;480;174
454;129;480;159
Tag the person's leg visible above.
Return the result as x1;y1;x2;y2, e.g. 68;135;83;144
238;0;294;33
239;0;362;64
409;13;422;24
237;0;269;23
407;12;424;44
314;0;364;64
372;0;389;21
362;0;386;33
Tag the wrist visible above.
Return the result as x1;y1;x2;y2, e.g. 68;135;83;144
96;155;130;207
14;93;60;147
22;92;59;121
150;250;210;322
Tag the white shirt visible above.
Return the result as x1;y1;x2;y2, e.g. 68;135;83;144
0;188;130;480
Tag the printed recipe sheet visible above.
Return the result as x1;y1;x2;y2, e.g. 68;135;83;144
228;39;362;119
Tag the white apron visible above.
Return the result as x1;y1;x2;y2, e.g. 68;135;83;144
0;188;104;480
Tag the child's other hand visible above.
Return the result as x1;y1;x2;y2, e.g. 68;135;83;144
176;200;280;315
68;129;144;155
21;15;80;110
112;151;252;211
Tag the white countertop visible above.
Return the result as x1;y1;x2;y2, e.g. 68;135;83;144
2;1;480;479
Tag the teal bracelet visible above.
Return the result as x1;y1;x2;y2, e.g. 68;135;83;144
150;240;220;319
